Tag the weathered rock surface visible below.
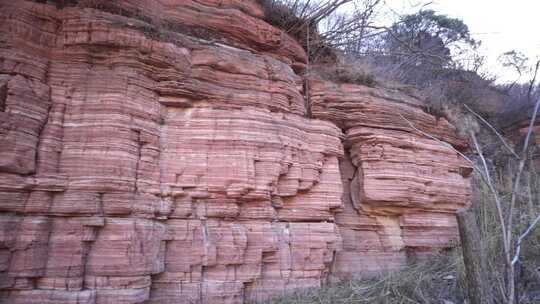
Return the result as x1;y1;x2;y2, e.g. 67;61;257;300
310;80;471;277
0;1;471;303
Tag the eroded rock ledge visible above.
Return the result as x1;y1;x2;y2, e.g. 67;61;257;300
0;1;470;303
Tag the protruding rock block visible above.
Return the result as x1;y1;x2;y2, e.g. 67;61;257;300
0;75;51;175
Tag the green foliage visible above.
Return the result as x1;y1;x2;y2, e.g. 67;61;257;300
389;9;476;53
402;10;473;43
381;9;479;86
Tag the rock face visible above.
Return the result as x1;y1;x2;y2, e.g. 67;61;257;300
0;1;470;303
310;81;471;277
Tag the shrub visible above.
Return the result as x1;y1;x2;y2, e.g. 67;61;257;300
314;62;377;87
258;0;302;33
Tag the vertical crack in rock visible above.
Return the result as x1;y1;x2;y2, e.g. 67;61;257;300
0;78;7;112
303;77;312;118
33;85;53;176
132;129;143;194
344;147;363;212
81;195;104;291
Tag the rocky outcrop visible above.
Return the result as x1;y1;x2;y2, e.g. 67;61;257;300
0;1;471;303
310;81;471;277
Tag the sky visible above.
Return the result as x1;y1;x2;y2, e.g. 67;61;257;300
379;0;540;83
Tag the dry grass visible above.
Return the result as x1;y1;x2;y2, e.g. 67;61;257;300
313;60;377;87
258;0;302;33
252;252;467;304
476;166;540;304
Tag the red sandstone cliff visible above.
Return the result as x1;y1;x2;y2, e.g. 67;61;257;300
0;1;470;303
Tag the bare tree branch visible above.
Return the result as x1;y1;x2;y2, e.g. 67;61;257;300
512;213;540;266
507;95;540;251
463;103;519;159
527;60;540;102
469;130;509;254
398;113;474;164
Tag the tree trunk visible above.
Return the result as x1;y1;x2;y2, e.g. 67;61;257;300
457;208;493;304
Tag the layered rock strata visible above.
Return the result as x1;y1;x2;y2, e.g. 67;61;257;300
0;1;471;303
309;81;471;277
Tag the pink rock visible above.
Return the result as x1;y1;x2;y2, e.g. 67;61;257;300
311;80;471;279
0;1;471;303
